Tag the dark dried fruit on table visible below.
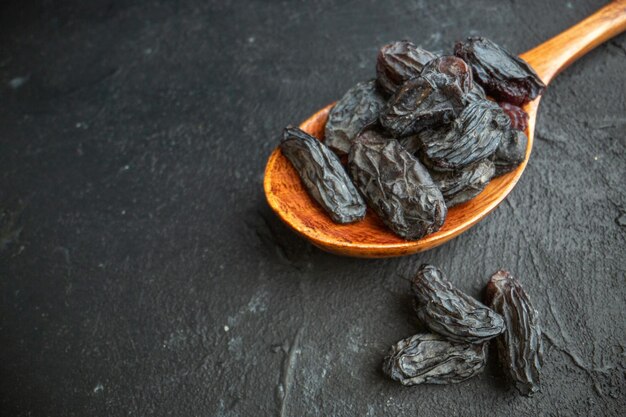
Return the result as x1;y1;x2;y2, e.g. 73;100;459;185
430;159;495;207
324;80;387;156
412;264;505;343
383;333;487;385
486;270;543;397
454;37;546;106
280;127;366;223
499;102;528;131
349;131;446;240
492;129;528;176
376;40;437;95
419;99;510;171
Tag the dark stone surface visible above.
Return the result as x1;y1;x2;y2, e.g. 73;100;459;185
1;0;624;415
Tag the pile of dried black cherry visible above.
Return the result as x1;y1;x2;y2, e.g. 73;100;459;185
280;37;545;240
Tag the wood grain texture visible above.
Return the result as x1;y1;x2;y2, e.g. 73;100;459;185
523;0;626;84
264;0;626;258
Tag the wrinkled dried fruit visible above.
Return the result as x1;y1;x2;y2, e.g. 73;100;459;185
465;82;487;103
430;159;495;207
499;102;528;131
486;270;543;397
379;57;473;137
419;99;510;171
383;333;487;385
376;40;437;95
280;127;366;223
454;37;545;106
380;77;459;137
325;80;387;155
420;55;473;93
492;129;528;176
399;134;422;155
412;264;505;342
349;131;447;239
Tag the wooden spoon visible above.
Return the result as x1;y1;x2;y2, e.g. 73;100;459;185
264;1;626;258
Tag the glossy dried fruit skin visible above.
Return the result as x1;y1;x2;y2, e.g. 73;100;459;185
379;56;471;137
499;102;528;131
492;129;528;176
420;55;473;93
419;99;510;171
430;159;495;207
383;333;487;385
376;40;437;95
486;270;543;397
349;131;447;240
280;127;366;224
380;77;458;137
465;82;487;103
412;264;505;343
454;37;545;106
325;80;387;156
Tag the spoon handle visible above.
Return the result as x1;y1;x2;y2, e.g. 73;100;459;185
521;0;626;84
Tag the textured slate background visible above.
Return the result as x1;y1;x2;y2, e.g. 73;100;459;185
1;0;625;415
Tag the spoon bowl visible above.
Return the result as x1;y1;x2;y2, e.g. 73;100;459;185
264;1;626;258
